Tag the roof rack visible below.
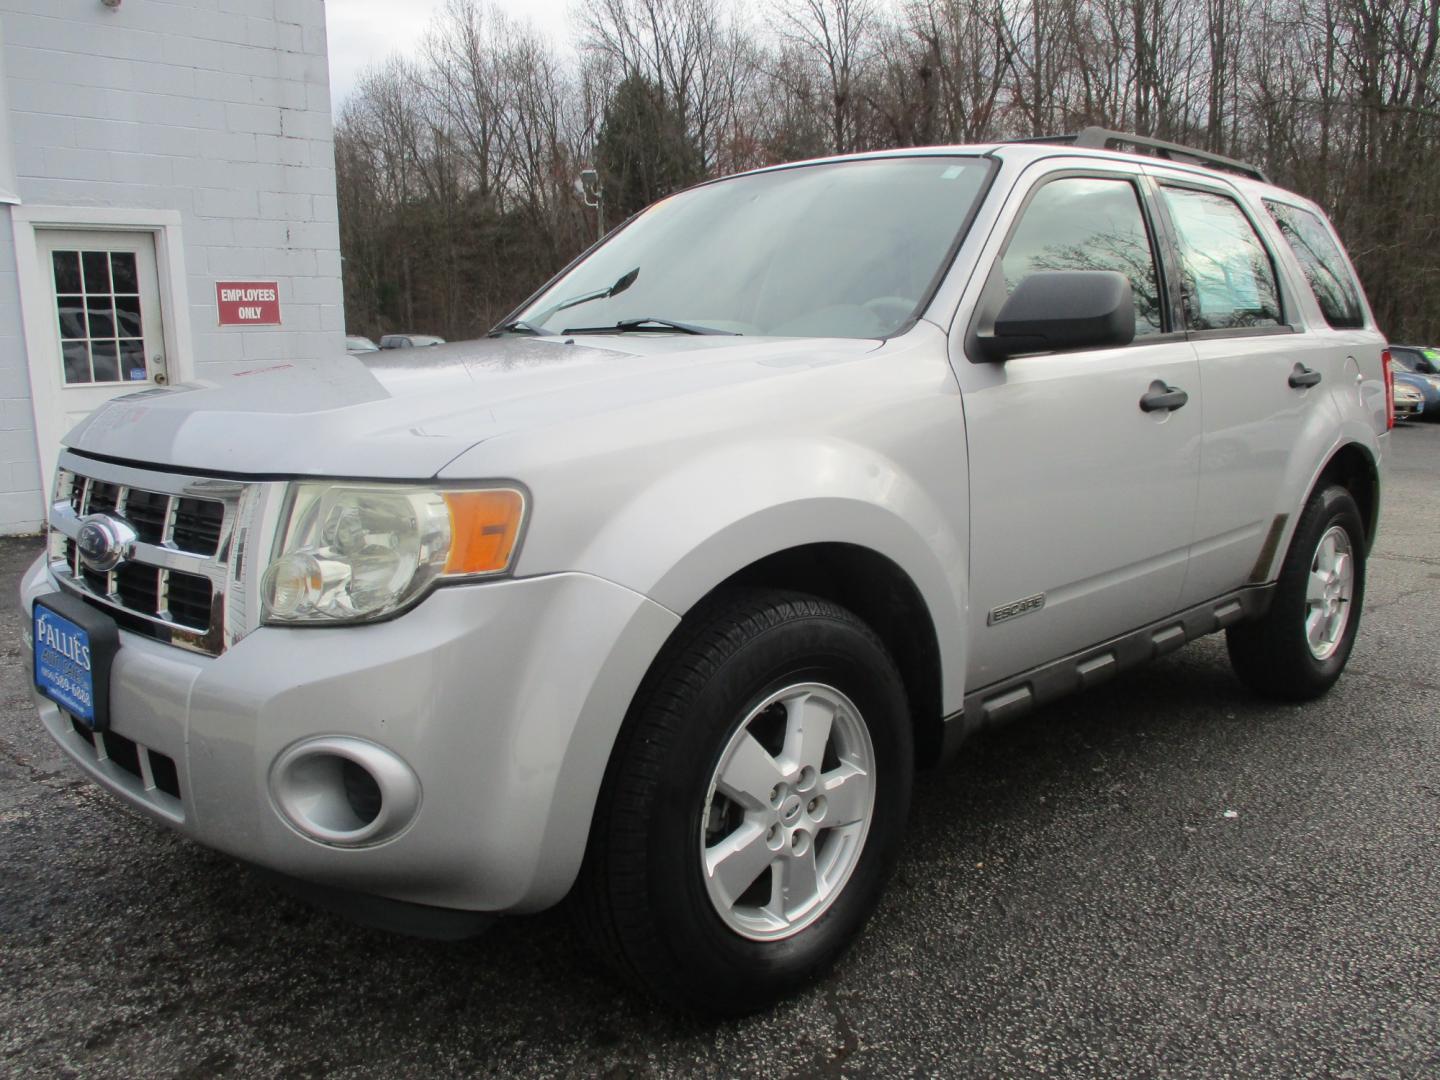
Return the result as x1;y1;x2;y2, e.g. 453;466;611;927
1010;127;1268;183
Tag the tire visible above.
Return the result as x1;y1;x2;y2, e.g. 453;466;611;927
573;588;913;1015
1226;483;1366;700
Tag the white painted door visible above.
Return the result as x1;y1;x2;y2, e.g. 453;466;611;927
29;229;170;490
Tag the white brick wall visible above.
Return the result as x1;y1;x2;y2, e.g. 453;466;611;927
0;0;343;534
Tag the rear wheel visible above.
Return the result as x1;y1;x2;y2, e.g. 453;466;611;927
574;589;913;1015
1227;484;1366;700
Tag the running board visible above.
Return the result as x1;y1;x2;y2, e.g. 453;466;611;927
940;585;1274;761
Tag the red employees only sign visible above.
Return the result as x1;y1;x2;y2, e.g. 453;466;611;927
216;281;282;326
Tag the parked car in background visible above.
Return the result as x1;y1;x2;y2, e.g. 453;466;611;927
345;335;379;354
1390;356;1439;418
1390;344;1440;375
1393;379;1425;420
380;334;445;349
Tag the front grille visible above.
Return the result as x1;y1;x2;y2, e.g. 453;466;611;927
47;456;253;656
86;481;120;516
105;728;144;779
115;562;161;614
123;489;170;544
68;715;182;805
166;571;214;631
149;749;181;800
173;498;224;556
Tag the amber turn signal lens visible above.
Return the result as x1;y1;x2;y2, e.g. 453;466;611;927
443;489;525;575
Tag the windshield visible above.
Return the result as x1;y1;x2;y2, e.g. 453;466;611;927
512;156;992;339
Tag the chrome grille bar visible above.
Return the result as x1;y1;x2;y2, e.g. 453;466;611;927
45;452;276;657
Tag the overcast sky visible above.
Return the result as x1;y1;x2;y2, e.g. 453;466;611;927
325;0;578;113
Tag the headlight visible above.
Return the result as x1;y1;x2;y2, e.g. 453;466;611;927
261;482;526;624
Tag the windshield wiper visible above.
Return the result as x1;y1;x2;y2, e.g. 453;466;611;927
488;319;554;337
561;317;740;336
523;266;641;330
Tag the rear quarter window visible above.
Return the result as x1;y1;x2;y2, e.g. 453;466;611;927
1264;201;1366;329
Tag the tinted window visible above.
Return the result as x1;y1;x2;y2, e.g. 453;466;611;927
1160;187;1282;331
1265;200;1365;329
1002;176;1163;336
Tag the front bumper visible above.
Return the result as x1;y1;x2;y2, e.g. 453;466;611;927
22;556;679;913
1394;395;1424;418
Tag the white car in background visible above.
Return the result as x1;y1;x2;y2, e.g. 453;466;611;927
379;334;445;349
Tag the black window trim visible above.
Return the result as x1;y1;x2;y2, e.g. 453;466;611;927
964;165;1181;363
1148;176;1297;339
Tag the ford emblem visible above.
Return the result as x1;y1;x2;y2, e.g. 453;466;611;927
76;515;138;573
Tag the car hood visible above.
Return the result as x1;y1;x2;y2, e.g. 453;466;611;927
64;335;879;477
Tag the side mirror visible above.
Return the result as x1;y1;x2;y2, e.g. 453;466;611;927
976;270;1136;361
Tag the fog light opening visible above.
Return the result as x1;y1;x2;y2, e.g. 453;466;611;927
341;757;383;826
270;737;420;847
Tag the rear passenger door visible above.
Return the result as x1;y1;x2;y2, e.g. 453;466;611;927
957;168;1202;688
1149;178;1350;606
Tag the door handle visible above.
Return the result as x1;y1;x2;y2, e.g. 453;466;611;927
1288;363;1322;388
1139;380;1189;412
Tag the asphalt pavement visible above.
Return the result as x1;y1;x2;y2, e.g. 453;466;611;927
2;425;1438;1078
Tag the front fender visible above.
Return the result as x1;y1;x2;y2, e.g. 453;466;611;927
550;437;970;714
440;328;970;710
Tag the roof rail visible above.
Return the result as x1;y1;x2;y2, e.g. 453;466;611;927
1012;127;1269;183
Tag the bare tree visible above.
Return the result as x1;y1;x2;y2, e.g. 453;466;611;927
770;0;882;152
332;0;1440;345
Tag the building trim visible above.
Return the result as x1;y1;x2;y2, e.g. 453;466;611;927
0;21;17;205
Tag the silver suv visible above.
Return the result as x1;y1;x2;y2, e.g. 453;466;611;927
23;130;1390;1014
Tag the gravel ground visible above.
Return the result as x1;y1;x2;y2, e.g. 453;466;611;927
2;425;1438;1079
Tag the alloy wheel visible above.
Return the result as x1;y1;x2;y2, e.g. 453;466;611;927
1306;524;1355;660
699;683;876;941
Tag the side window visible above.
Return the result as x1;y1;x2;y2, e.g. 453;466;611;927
1390;347;1420;372
1001;176;1164;337
1160;186;1282;331
1264;200;1365;329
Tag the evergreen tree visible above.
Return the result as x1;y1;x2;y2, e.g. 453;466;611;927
594;75;704;223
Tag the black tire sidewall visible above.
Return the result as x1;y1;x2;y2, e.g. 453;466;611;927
1272;484;1367;686
645;610;912;1005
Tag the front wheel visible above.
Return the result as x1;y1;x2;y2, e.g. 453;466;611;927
574;589;913;1015
1227;483;1367;700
